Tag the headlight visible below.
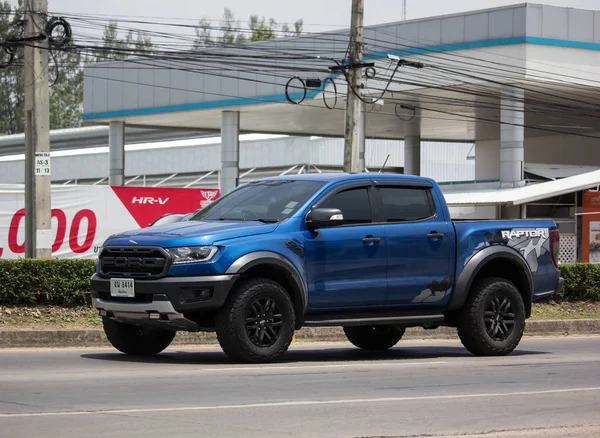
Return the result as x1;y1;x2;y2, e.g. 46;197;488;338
166;246;219;264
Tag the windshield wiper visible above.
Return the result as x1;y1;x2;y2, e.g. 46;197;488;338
255;219;280;223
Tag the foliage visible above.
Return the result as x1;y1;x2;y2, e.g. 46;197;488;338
194;17;213;48
558;263;600;302
49;45;85;130
249;15;277;42
0;0;25;135
0;259;96;306
0;0;84;133
193;7;303;48
95;21;154;61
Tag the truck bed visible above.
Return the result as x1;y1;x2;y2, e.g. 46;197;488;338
453;219;561;301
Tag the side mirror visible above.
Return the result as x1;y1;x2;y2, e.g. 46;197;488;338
306;208;344;231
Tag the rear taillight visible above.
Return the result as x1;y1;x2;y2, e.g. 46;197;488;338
550;228;560;269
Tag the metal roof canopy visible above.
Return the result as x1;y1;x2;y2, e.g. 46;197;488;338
0;126;215;155
81;3;600;143
524;163;600;180
443;168;600;206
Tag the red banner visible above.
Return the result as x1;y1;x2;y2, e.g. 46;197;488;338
0;185;220;259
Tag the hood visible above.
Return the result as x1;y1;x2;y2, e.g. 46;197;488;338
103;220;279;247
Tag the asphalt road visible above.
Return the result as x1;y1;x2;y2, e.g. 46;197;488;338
1;337;599;438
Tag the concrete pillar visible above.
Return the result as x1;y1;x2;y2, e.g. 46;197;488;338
359;102;366;172
500;205;522;219
404;108;421;175
109;121;125;186
221;111;240;194
475;139;500;180
500;86;525;187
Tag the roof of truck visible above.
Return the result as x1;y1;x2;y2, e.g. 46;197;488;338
259;172;435;184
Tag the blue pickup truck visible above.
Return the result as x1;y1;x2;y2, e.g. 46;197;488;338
91;173;563;363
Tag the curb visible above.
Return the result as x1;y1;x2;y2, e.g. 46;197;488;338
1;319;600;349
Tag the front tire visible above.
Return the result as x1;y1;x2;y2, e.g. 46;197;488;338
457;277;526;356
102;317;176;355
343;325;405;350
215;278;295;363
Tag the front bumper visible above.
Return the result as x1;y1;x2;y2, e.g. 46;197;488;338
91;273;237;331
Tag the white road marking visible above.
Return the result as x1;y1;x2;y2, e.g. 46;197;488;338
200;360;448;372
1;387;599;418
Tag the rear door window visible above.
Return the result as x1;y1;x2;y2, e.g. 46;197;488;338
379;187;435;222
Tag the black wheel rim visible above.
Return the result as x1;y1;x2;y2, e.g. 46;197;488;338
484;296;516;341
245;297;283;348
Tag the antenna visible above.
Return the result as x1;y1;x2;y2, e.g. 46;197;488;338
379;154;390;173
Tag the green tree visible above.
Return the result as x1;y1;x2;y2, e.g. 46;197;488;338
0;1;87;134
194;9;246;48
0;0;25;135
193;17;213;48
95;21;154;61
219;7;238;46
95;21;127;61
294;19;303;36
48;46;84;130
249;15;276;42
125;29;154;57
194;8;304;48
283;19;303;37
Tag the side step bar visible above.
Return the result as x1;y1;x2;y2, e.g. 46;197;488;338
303;314;445;327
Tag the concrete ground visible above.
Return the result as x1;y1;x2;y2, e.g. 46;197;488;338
0;337;599;437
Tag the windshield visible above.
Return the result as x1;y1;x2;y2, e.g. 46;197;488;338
190;180;325;223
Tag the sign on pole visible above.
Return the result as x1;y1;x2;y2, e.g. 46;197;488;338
34;152;51;176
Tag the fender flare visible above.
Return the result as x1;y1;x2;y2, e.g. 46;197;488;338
447;245;534;314
225;251;308;326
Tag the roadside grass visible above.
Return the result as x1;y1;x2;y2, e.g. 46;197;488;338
0;305;100;329
530;301;600;320
1;301;599;330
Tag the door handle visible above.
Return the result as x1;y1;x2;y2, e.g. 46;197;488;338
362;236;381;244
427;232;444;239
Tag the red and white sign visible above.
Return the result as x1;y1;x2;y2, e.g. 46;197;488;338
0;185;220;259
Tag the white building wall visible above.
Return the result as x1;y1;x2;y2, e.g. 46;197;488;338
0;136;475;185
473;135;600;182
421;142;476;182
525;135;600;166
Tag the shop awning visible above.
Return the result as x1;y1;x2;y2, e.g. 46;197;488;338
524;163;600;180
443;169;600;206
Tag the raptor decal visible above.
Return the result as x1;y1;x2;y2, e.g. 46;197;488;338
461;228;550;273
412;275;454;303
506;228;550;273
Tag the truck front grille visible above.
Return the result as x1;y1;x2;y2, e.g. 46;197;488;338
99;247;169;279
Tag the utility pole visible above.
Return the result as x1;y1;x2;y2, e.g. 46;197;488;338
358;101;366;172
24;0;51;258
343;0;364;173
402;0;407;21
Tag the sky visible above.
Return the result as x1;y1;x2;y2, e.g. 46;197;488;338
10;0;600;38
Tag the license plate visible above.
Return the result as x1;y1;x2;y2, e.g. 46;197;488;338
110;278;135;298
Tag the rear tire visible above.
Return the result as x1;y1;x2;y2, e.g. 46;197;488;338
343;325;405;350
215;278;295;363
457;277;525;356
102;317;176;355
